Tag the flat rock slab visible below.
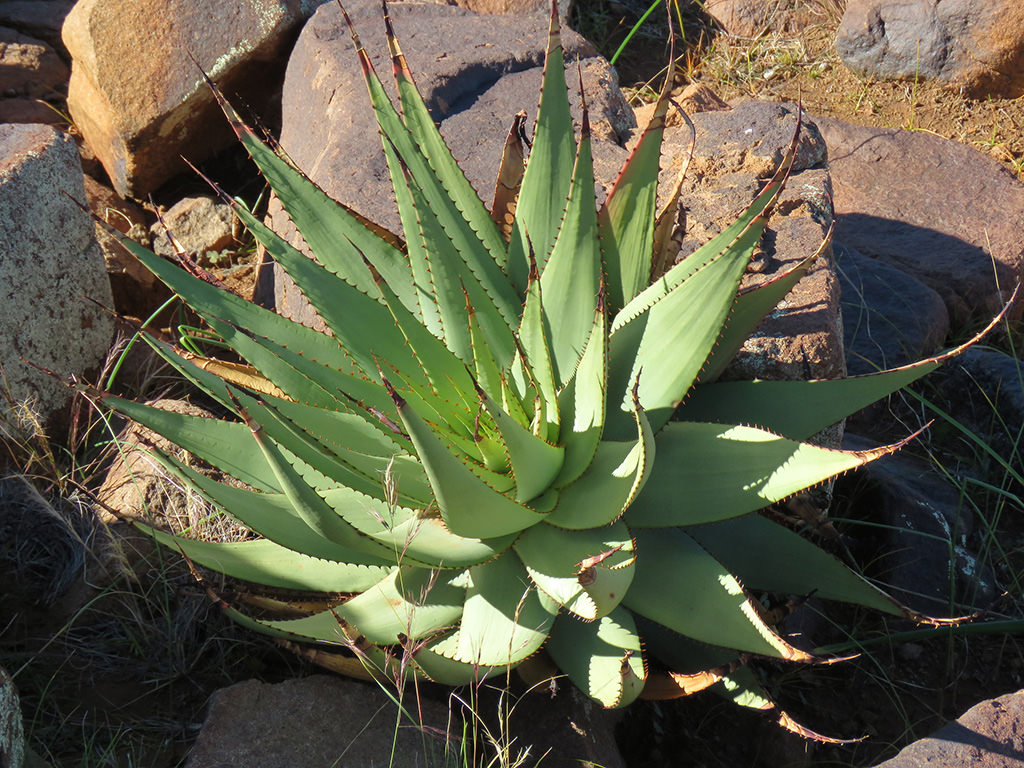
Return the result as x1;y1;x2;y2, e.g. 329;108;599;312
873;689;1024;767
838;0;1024;98
0;123;113;436
185;675;624;768
817;115;1024;333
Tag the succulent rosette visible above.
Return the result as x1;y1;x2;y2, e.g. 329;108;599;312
94;1;995;738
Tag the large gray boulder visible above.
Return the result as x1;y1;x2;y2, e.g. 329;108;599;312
0;124;113;436
62;0;330;198
816;115;1024;333
837;240;949;376
837;0;1024;98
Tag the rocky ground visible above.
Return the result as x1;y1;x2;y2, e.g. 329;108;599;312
2;0;1024;766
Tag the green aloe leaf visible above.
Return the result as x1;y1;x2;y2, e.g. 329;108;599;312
628;421;903;527
99;393;278;493
346;9;521;328
384;142;516;368
478;384;564;503
512;257;559;439
514;520;635;619
390;382;549;538
539;96;602;386
546;392;654;529
700;250;821;383
686;514;901;615
547;607;645;708
453;551;552;667
384;8;508;272
139;525;392;591
506;4;574;293
599;88;671;312
605;225;760;438
626;529;814;662
150;453;393;565
552;296;608;488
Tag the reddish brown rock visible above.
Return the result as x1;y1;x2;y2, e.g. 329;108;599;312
0;26;67;99
817;115;1024;332
62;0;323;198
0;0;76;55
838;0;1024;98
704;0;824;37
838;240;949;376
186;675;624;768
872;689;1024;767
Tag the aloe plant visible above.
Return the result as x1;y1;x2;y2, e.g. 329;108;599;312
93;1;1000;740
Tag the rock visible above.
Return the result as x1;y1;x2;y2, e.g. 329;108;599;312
0;124;114;436
931;348;1024;479
674;81;731;114
872;689;1024;767
817;115;1024;332
1;666;25;768
0;0;76;56
838;435;996;613
62;0;329;198
704;0;827;37
661;100;844;389
82;175;167;317
837;0;1024;98
837;239;949;376
264;0;627;328
151;194;236;261
453;0;571;15
632;83;730;130
0;27;68;99
0;97;63;125
186;675;624;768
